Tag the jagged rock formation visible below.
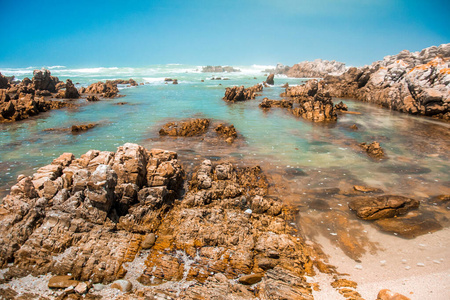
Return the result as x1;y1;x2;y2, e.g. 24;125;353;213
265;60;347;78
321;43;450;120
259;98;293;109
214;123;238;144
0;93;69;122
56;79;80;99
109;79;138;86
359;141;386;159
159;119;211;137
82;81;120;98
202;66;241;73
223;84;263;102
0;143;365;299
32;69;60;93
266;74;275;85
290;92;337;122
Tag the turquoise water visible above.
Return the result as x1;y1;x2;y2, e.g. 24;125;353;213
1;64;449;201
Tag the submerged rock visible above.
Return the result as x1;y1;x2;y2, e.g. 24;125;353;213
214;123;238;143
71;123;97;133
348;195;419;220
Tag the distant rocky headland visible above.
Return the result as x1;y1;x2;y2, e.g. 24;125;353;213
265;59;347;78
202;65;241;73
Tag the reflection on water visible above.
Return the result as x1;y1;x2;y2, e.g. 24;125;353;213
0;74;449;262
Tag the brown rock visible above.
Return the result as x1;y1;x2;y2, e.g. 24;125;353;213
223;84;263;102
238;273;263;285
71;123;96;133
214;123;238;143
266;74;275;85
141;233;156;249
353;185;384;193
377;289;411;300
56;79;80;99
291;92;337;122
348;195;419;220
86;95;99;102
259;98;293;109
48;275;79;289
111;280;132;292
360;141;386;159
335;101;348;111
159;118;210;137
374;213;442;238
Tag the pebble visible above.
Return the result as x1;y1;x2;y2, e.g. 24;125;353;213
244;209;252;214
405;266;411;270
433;260;441;264
380;260;386;266
417;263;425;267
401;259;407;264
354;265;363;270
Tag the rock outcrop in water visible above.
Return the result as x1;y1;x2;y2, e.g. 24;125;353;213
83;81;120;98
0;143;367;299
348;195;420;220
214;123;238;144
317;43;450;120
359;141;386;159
31;69;60;93
223;84;263;102
266;73;275;85
259;98;293;109
202;65;240;73
159;118;211;137
56;79;80;99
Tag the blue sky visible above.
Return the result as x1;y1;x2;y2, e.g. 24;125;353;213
0;0;448;67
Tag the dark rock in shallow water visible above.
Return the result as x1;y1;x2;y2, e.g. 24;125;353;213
353;185;384;194
348;195;419;220
359;141;386;159
223;84;263;102
308;199;331;211
259;98;293;109
71;123;97;133
214;123;238;144
284;167;307;178
377;164;432;175
374;213;442;238
266;73;275;85
335;101;348;111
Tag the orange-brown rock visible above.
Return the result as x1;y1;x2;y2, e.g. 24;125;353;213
71;123;97;133
359;141;386;159
84;81;119;98
159;118;210;137
214;123;238;143
291;92;337;122
348;195;419;220
223;84;263;102
56;79;80;99
259;98;293;109
377;289;411;300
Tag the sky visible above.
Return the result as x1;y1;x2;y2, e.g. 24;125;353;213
0;0;449;68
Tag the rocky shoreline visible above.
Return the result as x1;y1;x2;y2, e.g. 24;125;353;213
0;69;138;123
280;44;450;120
0;143;377;299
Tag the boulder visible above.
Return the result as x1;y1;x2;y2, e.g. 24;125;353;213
48;275;79;289
259;98;293;109
223;84;263;102
291;92;337;122
266;74;275;85
214;123;238;143
56;79;80;99
32;69;60;93
348;195;420;220
71;123;96;133
359;141;386;159
159;118;210;137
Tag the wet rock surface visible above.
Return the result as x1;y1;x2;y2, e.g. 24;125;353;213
214;123;238;144
349;195;420;220
84;81;120;98
159;118;211;137
259;97;293;109
0;143;372;299
359;141;386;159
290;92;337;122
319;43;450;120
223;84;263;102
